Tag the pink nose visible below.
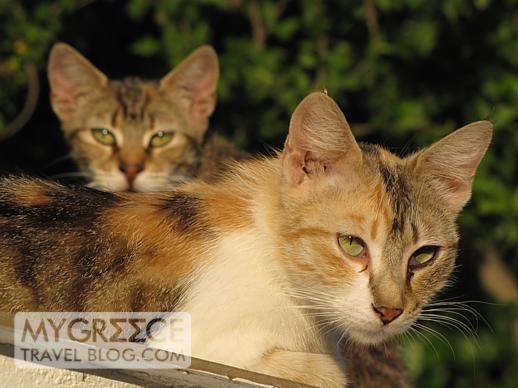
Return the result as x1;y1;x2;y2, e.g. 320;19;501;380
119;163;144;182
372;305;403;325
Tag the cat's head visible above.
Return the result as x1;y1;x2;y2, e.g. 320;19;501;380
279;92;492;345
48;42;219;192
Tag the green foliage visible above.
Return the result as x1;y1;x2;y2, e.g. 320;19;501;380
1;1;517;386
0;0;77;129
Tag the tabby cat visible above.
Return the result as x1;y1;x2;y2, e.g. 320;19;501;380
48;42;246;192
0;92;491;387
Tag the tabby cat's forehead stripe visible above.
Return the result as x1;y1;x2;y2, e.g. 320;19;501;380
116;78;150;123
110;105;120;127
148;113;155;131
140;90;152;122
378;164;411;234
360;143;413;237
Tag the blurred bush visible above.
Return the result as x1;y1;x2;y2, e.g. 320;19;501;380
1;0;517;386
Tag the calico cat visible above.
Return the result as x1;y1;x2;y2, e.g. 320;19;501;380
48;43;246;192
48;43;406;386
0;92;491;387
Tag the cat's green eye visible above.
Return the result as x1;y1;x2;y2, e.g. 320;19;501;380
91;128;116;146
409;246;439;269
149;131;174;148
338;235;366;258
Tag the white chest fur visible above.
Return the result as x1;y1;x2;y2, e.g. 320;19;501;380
152;230;327;369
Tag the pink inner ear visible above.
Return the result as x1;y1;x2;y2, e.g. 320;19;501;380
303;151;333;174
432;174;472;212
190;93;215;121
446;177;467;194
51;91;76;113
51;73;78;100
50;73;81;118
186;75;217;122
282;143;307;185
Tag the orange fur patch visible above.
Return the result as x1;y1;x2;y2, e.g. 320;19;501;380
347;213;366;224
370;218;379;241
383;203;393;231
102;199;202;286
321;256;356;286
204;189;252;231
15;189;53;207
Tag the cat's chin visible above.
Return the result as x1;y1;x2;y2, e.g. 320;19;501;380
345;324;407;346
88;175;129;192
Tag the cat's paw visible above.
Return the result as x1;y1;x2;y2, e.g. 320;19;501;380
251;349;347;388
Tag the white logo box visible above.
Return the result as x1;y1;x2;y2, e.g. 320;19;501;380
14;312;191;369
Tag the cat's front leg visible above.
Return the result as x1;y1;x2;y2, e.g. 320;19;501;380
250;349;347;388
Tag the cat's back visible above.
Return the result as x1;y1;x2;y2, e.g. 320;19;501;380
0;176;210;313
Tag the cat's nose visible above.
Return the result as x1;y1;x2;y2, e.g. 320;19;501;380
119;163;144;182
372;304;403;325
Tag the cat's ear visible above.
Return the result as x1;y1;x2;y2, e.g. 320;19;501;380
413;121;493;212
159;45;219;129
48;42;108;121
282;92;362;187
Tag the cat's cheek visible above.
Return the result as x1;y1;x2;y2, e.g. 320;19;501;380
337;276;381;341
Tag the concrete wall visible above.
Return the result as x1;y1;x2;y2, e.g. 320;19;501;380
0;354;136;388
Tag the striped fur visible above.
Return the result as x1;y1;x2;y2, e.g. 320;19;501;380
48;43;247;192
